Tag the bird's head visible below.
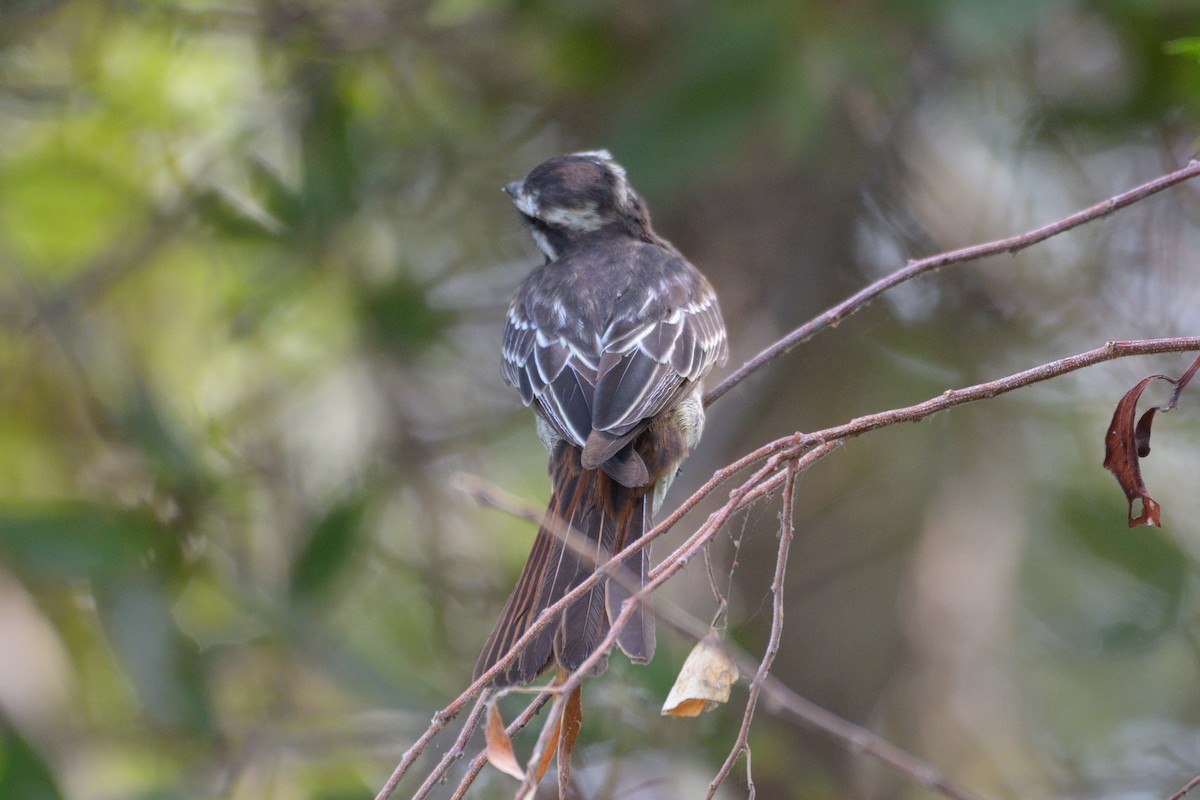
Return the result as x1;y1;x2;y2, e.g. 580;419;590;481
505;150;648;259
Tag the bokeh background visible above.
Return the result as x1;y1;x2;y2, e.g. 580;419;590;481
2;1;1200;798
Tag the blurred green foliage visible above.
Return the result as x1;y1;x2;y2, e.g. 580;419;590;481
1;1;1199;798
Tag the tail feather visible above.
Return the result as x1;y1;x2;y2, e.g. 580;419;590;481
548;455;617;673
605;493;655;663
474;442;653;687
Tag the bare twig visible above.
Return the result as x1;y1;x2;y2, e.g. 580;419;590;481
782;338;1200;454
410;691;491;800
451;471;543;525
706;459;799;798
704;158;1200;408
1168;773;1200;800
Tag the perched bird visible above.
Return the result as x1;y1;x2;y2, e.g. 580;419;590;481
475;151;728;687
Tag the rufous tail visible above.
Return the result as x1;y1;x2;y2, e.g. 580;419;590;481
474;442;654;687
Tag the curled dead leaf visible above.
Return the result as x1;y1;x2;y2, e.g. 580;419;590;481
662;630;739;717
1102;353;1200;528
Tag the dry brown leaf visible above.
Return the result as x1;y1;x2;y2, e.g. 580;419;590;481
1103;353;1200;527
532;708;560;786
484;700;526;780
661;630;739;717
486;668;581;791
557;684;583;798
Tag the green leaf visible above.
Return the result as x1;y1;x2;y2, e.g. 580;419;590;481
1164;37;1200;61
119;380;205;497
289;495;370;605
359;276;453;360
94;577;215;736
1021;489;1187;653
0;505;178;584
300;75;358;236
0;718;63;800
609;7;784;194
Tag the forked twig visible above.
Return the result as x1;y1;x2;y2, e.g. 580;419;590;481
410;691;491;800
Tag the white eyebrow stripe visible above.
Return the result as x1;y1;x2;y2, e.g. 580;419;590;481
540;202;607;231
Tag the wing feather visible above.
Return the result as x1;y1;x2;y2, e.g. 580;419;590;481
590;287;726;438
592;349;665;433
502;246;727;465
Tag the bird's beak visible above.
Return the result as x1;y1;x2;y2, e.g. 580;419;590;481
503;181;521;197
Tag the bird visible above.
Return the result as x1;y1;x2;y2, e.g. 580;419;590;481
475;150;728;687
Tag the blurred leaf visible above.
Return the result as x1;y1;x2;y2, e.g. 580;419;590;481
194;189;281;241
0;505;178;584
359;276;453;359
120;379;206;497
94;576;215;736
300;72;358;236
1024;490;1188;653
195;158;304;241
290;494;370;605
1164;37;1200;61
249;157;305;233
0;151;144;271
0;717;63;800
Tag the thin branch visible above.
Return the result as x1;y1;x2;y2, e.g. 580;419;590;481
451;471;543;525
785;338;1200;453
706;459;799;798
410;691;491;800
704;158;1200;407
1168;774;1200;800
714;338;1200;480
